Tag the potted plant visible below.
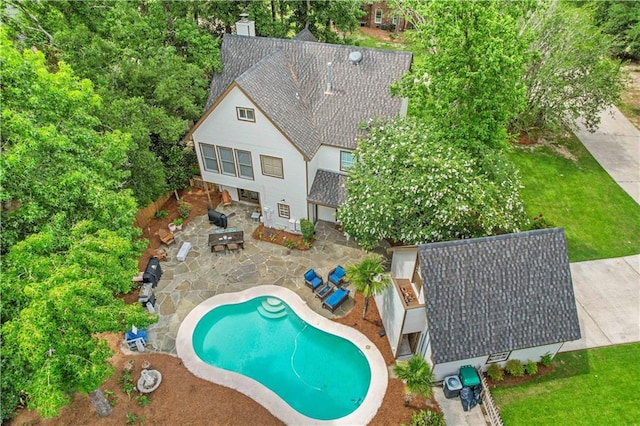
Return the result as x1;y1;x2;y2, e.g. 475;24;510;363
168;222;177;232
173;217;184;231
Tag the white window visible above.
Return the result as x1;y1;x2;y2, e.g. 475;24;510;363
236;150;254;179
217;146;237;176
200;143;219;173
260;155;284;178
236;107;255;122
486;351;511;363
340;151;355;171
277;203;290;219
392;15;398;26
374;9;382;24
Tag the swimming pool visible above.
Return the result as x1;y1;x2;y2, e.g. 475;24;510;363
176;285;388;425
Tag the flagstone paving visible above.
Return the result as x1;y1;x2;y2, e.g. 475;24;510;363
145;203;378;355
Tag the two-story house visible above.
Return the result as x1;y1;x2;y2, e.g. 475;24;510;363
186;17;412;231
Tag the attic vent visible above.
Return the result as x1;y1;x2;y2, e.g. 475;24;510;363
349;51;363;65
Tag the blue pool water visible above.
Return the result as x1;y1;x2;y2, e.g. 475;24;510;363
192;296;371;420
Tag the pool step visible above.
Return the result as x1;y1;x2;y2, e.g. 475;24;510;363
257;298;287;319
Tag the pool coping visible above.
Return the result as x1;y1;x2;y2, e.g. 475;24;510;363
176;285;389;426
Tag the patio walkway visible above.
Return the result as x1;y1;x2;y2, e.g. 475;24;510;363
146;203;372;355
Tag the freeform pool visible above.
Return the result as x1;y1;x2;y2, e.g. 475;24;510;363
176;285;388;425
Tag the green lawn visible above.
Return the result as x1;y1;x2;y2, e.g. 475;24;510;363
491;344;640;425
508;133;640;262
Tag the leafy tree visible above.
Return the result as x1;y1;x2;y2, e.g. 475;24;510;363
4;0;221;206
0;28;136;249
594;0;640;61
0;30;155;420
395;0;529;152
516;1;625;133
393;355;435;406
345;255;390;319
337;118;527;250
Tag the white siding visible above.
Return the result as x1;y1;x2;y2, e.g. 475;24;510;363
374;285;405;358
403;307;426;334
390;248;418;279
430;342;564;381
193;87;308;229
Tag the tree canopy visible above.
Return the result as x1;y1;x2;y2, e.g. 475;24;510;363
515;1;625;133
0;29;155;420
594;0;640;61
3;0;222;206
395;0;529;152
336;118;527;250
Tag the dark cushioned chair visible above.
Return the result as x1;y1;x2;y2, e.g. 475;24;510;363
328;265;347;286
304;269;323;291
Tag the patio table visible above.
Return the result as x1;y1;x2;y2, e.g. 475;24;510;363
208;230;244;252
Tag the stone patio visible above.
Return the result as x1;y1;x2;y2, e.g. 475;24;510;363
146;203;378;355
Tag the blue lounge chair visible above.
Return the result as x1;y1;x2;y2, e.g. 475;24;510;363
322;288;350;312
328;265;347;286
304;269;323;291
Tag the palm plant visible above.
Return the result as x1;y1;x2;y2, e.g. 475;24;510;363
345;255;390;319
393;355;435;406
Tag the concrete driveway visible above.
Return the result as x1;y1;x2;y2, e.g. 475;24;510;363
574;106;640;204
561;255;640;352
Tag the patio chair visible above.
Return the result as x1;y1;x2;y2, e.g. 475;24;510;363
304;269;323;291
328;265;347;287
322;288;350;313
158;228;175;245
125;326;147;352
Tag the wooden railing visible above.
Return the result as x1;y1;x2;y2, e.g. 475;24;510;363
478;369;504;426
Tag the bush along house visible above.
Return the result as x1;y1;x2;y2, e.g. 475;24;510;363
374;228;581;380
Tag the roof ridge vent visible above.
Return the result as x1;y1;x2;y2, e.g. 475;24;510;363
349;51;363;65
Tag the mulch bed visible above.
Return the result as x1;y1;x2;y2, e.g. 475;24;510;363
252;223;311;250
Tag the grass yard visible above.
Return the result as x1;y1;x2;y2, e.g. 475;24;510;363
491;344;640;425
508;133;640;262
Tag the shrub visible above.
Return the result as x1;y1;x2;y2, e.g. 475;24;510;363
540;352;553;367
404;409;445;426
173;218;183;226
529;213;553;230
505;359;525;377
154;210;168;219
525;360;538;375
178;202;191;219
300;219;315;244
284;239;297;250
486;363;505;381
119;369;135;400
136;394;151;407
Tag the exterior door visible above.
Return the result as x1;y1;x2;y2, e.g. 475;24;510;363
238;189;260;204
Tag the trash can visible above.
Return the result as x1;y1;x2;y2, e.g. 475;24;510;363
459;365;481;387
443;375;463;399
459;387;473;411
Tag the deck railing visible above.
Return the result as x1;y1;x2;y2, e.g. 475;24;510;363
478;369;504;426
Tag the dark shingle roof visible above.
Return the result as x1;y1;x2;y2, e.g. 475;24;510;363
292;28;318;42
307;169;347;207
418;228;581;364
206;34;412;158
